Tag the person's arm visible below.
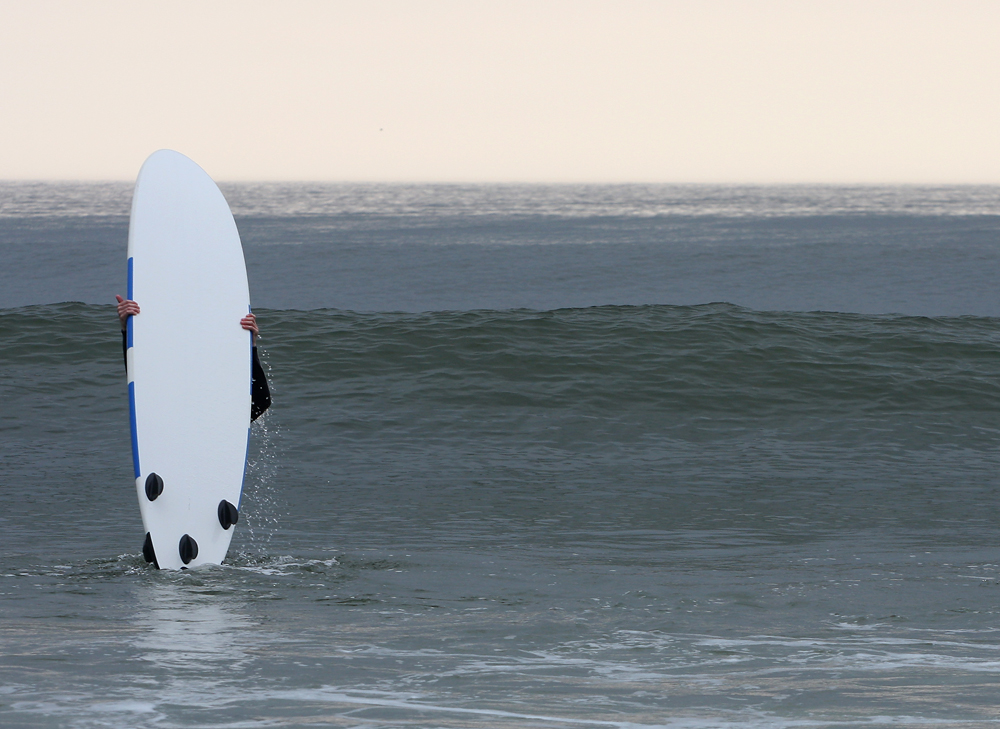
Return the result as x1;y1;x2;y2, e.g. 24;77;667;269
251;346;271;421
241;313;271;421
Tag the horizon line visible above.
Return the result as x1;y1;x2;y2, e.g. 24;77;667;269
4;178;1000;187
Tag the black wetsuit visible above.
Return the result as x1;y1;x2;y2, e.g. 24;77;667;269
122;331;271;421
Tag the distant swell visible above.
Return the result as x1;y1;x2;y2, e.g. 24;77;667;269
7;301;1000;435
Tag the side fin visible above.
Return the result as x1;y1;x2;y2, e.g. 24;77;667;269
142;532;160;569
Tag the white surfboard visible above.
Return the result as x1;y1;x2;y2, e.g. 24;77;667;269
126;149;251;570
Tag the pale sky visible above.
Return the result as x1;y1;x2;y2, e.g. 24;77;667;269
1;0;998;183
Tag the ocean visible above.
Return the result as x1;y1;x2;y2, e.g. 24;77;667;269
3;183;1000;727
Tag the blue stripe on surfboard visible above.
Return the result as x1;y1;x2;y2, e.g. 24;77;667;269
127;257;134;349
239;427;249;508
128;380;140;479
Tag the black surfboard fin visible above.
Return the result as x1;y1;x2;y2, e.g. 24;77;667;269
142;532;160;569
179;534;199;565
217;500;239;530
145;473;163;501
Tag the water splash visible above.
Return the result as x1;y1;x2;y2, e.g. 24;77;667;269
236;343;285;558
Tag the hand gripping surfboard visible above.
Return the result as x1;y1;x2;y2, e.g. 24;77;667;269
126;149;251;570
